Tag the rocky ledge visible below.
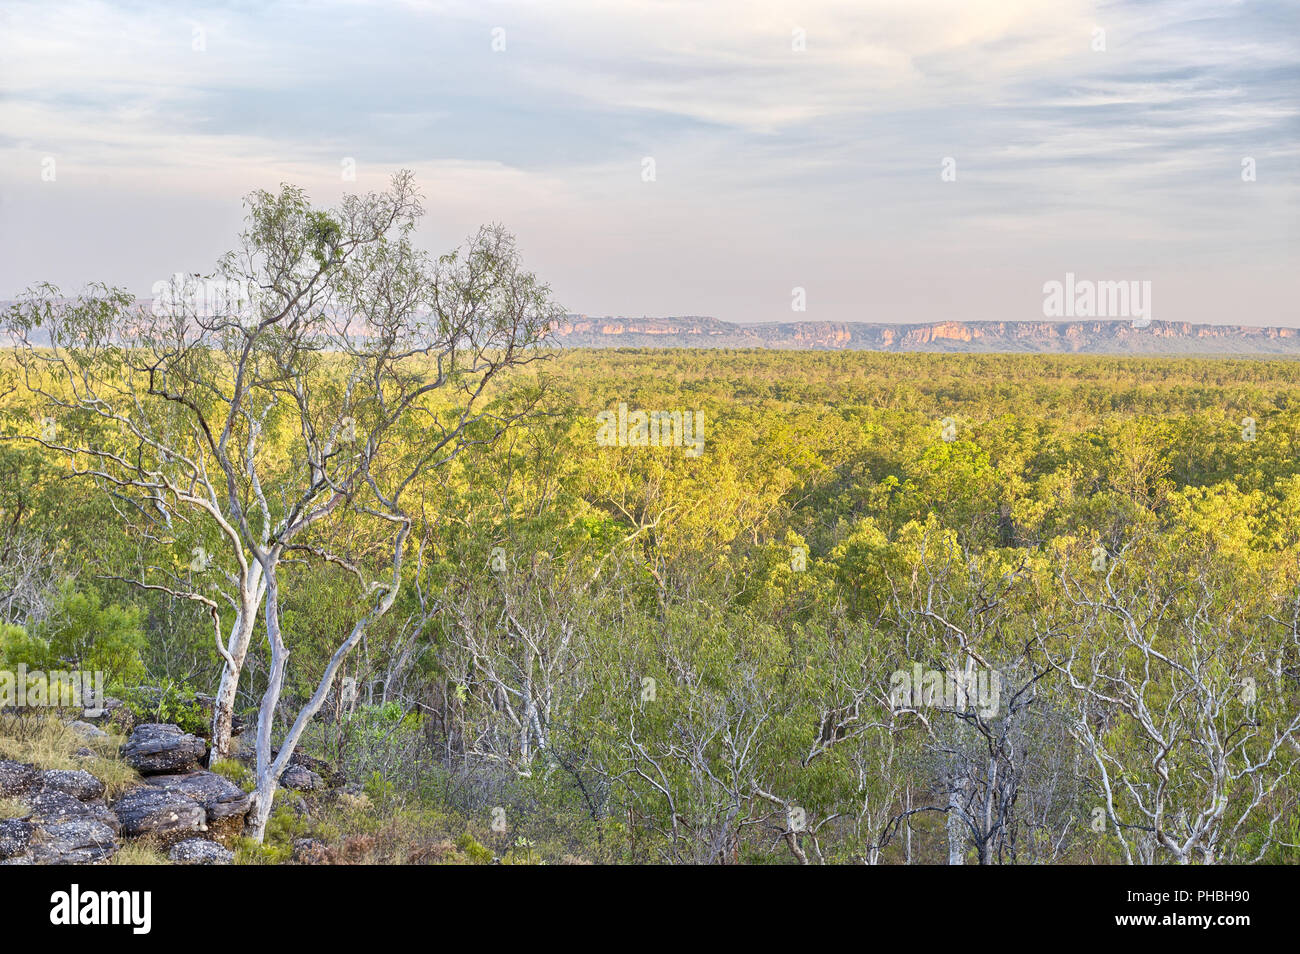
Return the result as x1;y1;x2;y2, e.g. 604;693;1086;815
0;719;342;864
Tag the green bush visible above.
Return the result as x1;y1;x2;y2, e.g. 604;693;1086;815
32;584;146;687
212;758;255;792
456;832;493;864
120;682;208;736
0;622;53;671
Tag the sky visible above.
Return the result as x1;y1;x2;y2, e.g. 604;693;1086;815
0;0;1297;324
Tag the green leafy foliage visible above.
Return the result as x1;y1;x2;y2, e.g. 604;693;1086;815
6;343;1300;864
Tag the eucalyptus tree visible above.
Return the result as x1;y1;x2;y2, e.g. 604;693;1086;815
3;170;560;838
441;549;600;771
799;618;948;865
1045;537;1300;864
880;530;1062;865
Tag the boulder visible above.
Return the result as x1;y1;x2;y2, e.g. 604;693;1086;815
112;786;206;839
0;760;38;797
121;723;207;775
0;819;34;860
83;696;134;731
25;789;91;824
236;747;338;785
66;720;109;742
25;789;120;834
146;771;251;821
279;763;324;792
169;838;233;865
285;752;331;776
40;769;106;802
28;819;118;865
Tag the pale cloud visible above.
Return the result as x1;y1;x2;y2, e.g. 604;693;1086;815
0;0;1295;324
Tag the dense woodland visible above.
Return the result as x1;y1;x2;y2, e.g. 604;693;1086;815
2;180;1299;864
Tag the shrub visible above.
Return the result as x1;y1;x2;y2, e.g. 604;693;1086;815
31;584;147;687
456;832;493;864
0;622;53;671
211;758;255;792
119;682;208;737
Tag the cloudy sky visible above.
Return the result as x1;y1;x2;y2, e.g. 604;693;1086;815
1;0;1296;324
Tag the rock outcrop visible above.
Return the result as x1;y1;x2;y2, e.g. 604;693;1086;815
111;786;207;840
40;768;106;801
0;819;34;860
169;837;234;865
549;315;1300;355
145;770;251;840
121;723;207;775
0;760;38;797
3;719;336;863
0;753;132;863
28;819;118;864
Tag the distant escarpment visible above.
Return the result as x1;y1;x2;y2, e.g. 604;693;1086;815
549;316;1300;355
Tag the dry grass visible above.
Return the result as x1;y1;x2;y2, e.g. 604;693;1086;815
110;842;170;865
0;796;28;819
0;712;139;796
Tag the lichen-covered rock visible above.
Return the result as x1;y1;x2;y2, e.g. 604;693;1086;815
168;838;233;865
25;789;120;834
0;760;38;797
235;747;338;785
26;789;90;824
0;819;34;860
120;723;207;775
28;819;118;865
112;786;206;839
81;695;134;731
279;763;324;792
66;720;109;742
146;771;251;821
40;769;106;802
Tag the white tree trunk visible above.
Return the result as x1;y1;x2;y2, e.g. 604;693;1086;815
947;787;965;865
209;565;265;762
